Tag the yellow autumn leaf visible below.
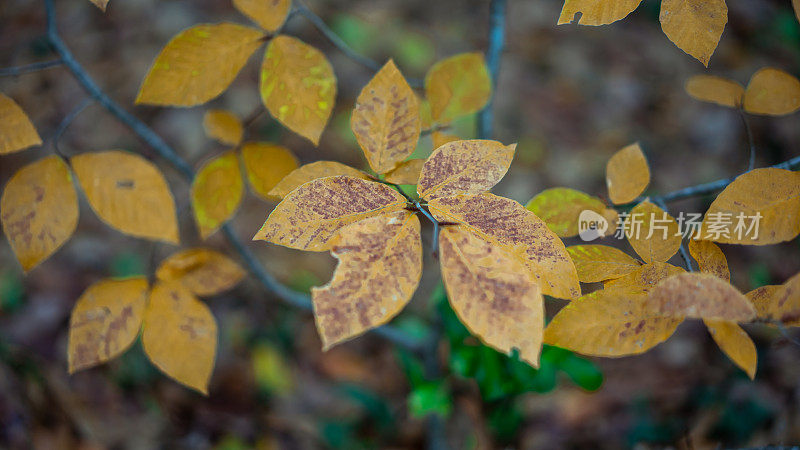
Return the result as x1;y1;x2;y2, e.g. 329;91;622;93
191;150;245;240
142;281;217;394
431;131;459;150
557;0;643;25
351;60;421;174
699;168;800;245
260;35;336;145
439;225;543;367
603;262;685;294
685;74;744;108
567;245;642;283
417;140;516;199
136;24;264;106
203;109;243;146
233;0;291;32
89;0;109;11
626;201;681;264
743;67;800;116
794;0;800;24
746;272;800;326
526;188;618;238
647;273;756;321
240;142;299;201
383;159;424;185
0;93;42;154
688;239;729;281
606;142;650;205
544;288;681;357
659;0;727;67
424;53;491;124
72;150;179;244
1;156;78;271
156;248;246;296
267;161;369;200
68;277;148;373
312;211;422;349
254;176;406;251
704;319;757;379
428;193;580;300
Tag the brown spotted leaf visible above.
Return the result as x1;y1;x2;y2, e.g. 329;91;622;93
312;211;422;349
557;0;643;25
0;93;42;154
603;262;685;294
191;150;244;239
606;142;650;204
233;0;291;32
254;176;406;251
351;60;420;174
267;161;369;200
383;159;424;185
747;272;800;326
439;225;544;367
685;75;744;108
68;277;148;373
241;142;299;201
567;245;642;283
704;319;757;379
688;239;729;281
417;140;516;200
743;67;800;116
156;248;246;296
659;0;727;67
424;53;491;124
526;188;619;238
203;109;243;146
647;273;756;321
428;193;580;299
626;201;681;264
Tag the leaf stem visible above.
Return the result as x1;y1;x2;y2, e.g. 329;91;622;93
0;58;63;77
477;0;507;140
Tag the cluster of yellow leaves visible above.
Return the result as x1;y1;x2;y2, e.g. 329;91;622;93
68;248;245;393
686;67;800;116
558;0;728;66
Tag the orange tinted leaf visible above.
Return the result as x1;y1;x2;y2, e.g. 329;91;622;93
68;277;148;373
191;150;244;239
0;93;42;154
439;226;543;367
606;142;649;204
603;262;685;294
659;0;727;67
351;60;421;174
1;156;78;271
526;188;618;238
156;248;246;296
567;245;642;283
424;53;491;124
688;239;729;281
72;151;179;243
557;0;643;25
685;75;743;108
254;176;406;251
240;142;299;201
233;0;291;32
312;211;422;349
417;140;516;199
383;159;424;185
267;161;369;200
260;36;336;145
743;67;800;116
648;273;756;321
203;109;243;146
136;24;264;106
626;201;681;264
704;319;757;379
142;281;217;394
747;272;800;326
429;193;580;299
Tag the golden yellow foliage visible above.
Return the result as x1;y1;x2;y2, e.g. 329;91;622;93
558;0;643;25
526;188;618;238
417;140;516;199
659;0;727;67
0;93;42;154
626;201;681;264
688;239;729;281
383;159;424;185
431;131;459;150
1;156;78;271
604;262;685;294
743;67;800;116
567;245;642;283
233;0;291;32
794;0;800;24
156;248;246;296
88;0;109;11
647;273;756;321
191;150;244;239
424;53;491;124
240;142;299;201
747;272;800;326
704;319;757;379
203;109;243;146
684;75;743;108
606;142;649;204
267;161;369;200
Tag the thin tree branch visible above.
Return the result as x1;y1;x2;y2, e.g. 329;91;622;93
477;0;507;140
0;59;63;77
738;108;756;171
653;198;693;272
52;97;94;159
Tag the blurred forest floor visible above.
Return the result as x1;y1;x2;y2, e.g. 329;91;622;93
2;0;800;448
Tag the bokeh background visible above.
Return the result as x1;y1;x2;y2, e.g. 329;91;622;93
2;0;800;448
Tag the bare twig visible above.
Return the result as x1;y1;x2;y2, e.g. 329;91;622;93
477;0;507;140
738;108;756;171
0;59;63;77
52;97;94;159
653;198;693;272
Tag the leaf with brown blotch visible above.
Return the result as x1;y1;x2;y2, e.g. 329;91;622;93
233;0;291;32
260;36;336;145
156;248;246;296
136;24;264;106
68;277;148;373
351;60;421;174
425;53;491;125
417;140;516;200
383;159;425;185
543;289;681;357
557;0;643;25
0;93;42;154
746;272;800;326
439;225;544;367
685;75;744;108
312;211;422;350
603;262;685;294
699;168;800;245
267;161;370;200
626;201;681;264
526;188;618;238
606;142;650;205
704;319;757;379
659;0;727;67
203;109;243;146
647;273;756;321
428;193;580;299
567;245;642;283
240;142;299;201
254;176;406;251
688;239;729;281
142;281;217;394
191;150;244;240
743;67;800;116
1;156;78;272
